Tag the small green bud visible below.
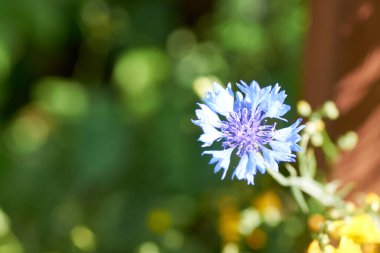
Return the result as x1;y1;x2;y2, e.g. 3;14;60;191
322;101;339;120
337;131;358;151
305;119;325;134
297;100;312;117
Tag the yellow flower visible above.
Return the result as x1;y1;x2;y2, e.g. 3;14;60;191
362;244;380;253
336;237;362;253
327;220;346;239
219;206;240;243
306;240;336;253
306;240;323;253
308;214;325;232
253;191;282;226
254;191;281;210
335;214;380;244
325;245;337;253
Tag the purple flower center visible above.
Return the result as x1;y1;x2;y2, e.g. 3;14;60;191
221;107;275;156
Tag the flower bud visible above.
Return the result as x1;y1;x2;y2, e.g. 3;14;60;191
308;214;325;232
297;100;312;117
305;119;325;134
337;131;358;151
322;101;339;120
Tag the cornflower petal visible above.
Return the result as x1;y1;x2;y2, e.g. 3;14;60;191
203;83;234;117
198;124;223;147
233;154;249;180
261;84;291;120
261;147;279;172
273;118;304;142
203;147;235;179
252;151;266;174
192;103;221;128
232;152;260;185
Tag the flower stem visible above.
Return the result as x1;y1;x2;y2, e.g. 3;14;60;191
267;167;345;211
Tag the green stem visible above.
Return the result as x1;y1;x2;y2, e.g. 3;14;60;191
267;167;345;209
266;167;290;187
299;133;311;155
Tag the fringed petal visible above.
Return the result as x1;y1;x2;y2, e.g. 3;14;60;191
203;147;235;179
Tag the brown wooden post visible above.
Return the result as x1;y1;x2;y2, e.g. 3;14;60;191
303;0;380;194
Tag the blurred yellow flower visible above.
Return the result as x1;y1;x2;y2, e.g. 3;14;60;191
254;191;281;211
246;229;267;250
253;191;282;226
219;206;240;243
362;244;380;253
336;237;362;253
308;214;325;232
307;237;365;253
306;240;321;253
325;245;337;253
222;243;239;253
331;214;380;244
306;239;335;253
327;220;346;238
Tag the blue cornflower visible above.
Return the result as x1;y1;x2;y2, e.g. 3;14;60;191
192;81;304;185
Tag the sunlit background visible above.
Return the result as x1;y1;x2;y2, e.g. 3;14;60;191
0;0;311;252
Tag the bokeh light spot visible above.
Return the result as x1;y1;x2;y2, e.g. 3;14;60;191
138;242;160;253
219;206;240;243
175;44;228;87
222;243;239;253
0;209;10;238
163;229;184;250
167;29;196;58
0;241;23;253
246;229;267;250
33;77;88;119
71;226;96;251
254;191;282;226
113;48;169;96
192;76;219;98
81;0;110;29
238;208;261;235
217;21;265;53
6;108;51;154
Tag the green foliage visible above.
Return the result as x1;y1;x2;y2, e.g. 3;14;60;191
0;0;308;252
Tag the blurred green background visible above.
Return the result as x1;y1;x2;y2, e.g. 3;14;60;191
0;0;309;252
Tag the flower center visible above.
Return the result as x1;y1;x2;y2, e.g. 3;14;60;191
221;107;275;156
